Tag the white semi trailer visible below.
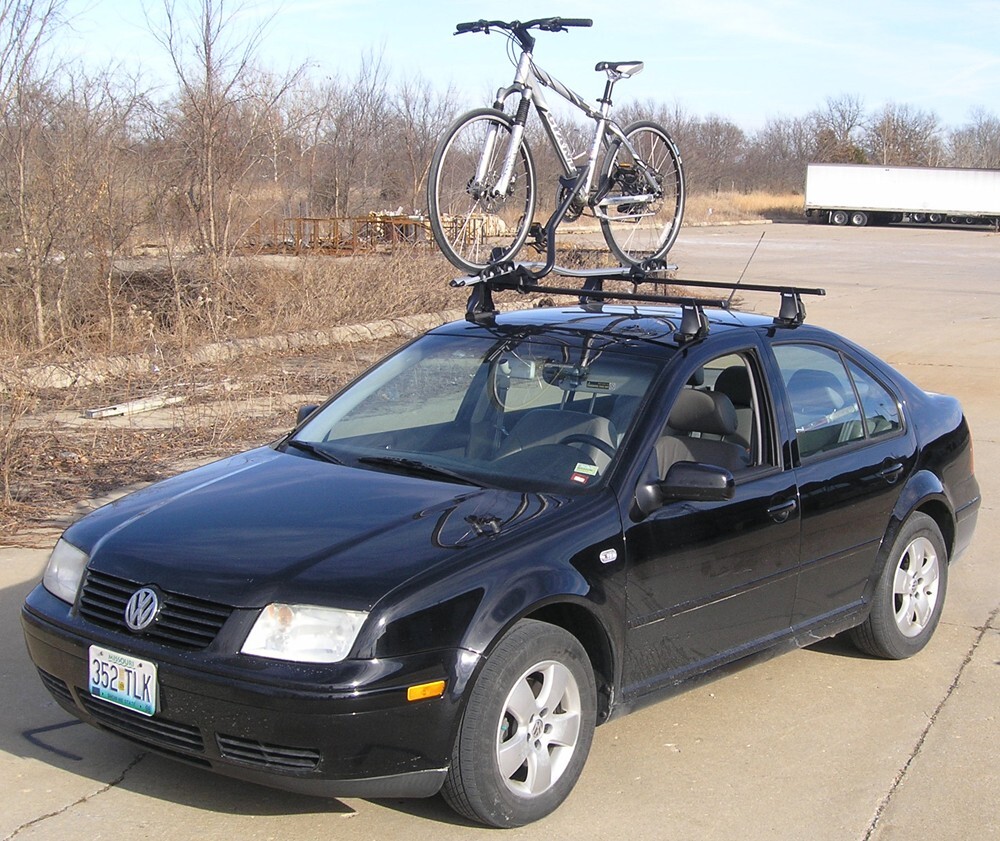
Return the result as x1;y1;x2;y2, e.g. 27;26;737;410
804;163;1000;228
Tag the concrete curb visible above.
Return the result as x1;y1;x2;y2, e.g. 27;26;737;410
7;307;490;391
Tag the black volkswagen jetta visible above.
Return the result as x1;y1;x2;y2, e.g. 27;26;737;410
22;289;980;827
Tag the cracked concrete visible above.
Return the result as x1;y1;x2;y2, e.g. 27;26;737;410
1;222;996;839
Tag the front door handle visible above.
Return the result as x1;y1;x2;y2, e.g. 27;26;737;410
767;498;798;523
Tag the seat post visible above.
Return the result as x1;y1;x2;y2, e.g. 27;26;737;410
599;76;618;109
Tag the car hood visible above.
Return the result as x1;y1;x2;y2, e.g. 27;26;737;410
66;447;571;611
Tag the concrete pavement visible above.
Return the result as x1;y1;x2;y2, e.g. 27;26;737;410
2;221;996;840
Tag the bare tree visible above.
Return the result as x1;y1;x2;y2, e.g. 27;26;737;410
810;94;867;163
312;51;390;216
949;108;1000;168
660;113;746;194
390;74;456;213
864;102;942;166
0;0;66;346
743;116;817;192
147;0;301;286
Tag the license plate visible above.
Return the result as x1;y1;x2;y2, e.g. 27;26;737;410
88;646;158;717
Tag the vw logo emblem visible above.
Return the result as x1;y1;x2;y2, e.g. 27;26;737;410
124;587;161;632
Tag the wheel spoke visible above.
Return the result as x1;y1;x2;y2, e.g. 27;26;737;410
535;663;569;713
895;592;915;628
893;563;912;595
497;732;530;779
911;590;932;628
545;710;581;748
523;742;553;794
505;676;540;724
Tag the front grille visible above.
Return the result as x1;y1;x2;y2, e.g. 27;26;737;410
79;569;232;649
80;694;206;754
37;669;75;705
217;734;321;771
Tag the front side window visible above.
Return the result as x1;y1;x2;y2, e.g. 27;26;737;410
656;351;773;475
293;332;664;491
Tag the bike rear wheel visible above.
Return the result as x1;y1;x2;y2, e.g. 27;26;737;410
598;120;684;266
428;108;537;273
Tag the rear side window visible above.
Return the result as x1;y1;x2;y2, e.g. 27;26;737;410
773;344;864;459
773;344;902;460
846;360;902;438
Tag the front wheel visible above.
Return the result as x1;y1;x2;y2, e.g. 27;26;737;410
427;108;537;273
848;512;949;659
598;120;685;266
442;619;596;827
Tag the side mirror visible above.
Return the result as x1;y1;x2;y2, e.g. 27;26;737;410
296;404;319;427
635;462;735;515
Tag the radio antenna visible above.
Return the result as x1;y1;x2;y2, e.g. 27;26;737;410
726;231;766;308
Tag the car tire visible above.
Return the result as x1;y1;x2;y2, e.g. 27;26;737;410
849;512;948;659
442;619;596;827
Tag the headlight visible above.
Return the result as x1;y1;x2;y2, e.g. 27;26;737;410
42;538;90;604
241;603;368;663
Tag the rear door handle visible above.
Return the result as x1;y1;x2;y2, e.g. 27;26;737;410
767;498;798;523
878;462;905;484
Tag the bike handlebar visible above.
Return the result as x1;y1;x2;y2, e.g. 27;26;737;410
455;17;593;36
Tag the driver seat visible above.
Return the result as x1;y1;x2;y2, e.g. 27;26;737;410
498;409;618;472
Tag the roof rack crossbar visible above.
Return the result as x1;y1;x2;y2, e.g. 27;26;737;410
451;261;826;336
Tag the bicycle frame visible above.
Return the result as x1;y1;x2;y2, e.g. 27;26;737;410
480;46;661;216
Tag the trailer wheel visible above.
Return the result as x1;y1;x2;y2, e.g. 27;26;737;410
831;210;849;226
911;213;926;223
850;211;869;227
928;213;943;224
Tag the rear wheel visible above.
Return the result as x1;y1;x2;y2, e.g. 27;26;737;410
831;210;849;226
428;108;536;273
442;619;596;827
850;210;869;227
598;121;684;266
849;512;948;659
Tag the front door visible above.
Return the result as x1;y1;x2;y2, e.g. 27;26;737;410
622;348;800;699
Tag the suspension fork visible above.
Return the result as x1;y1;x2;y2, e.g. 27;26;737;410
474;50;534;198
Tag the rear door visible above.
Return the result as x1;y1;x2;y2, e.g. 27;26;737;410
769;341;916;626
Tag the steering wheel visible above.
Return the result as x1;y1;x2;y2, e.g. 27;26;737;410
556;433;617;460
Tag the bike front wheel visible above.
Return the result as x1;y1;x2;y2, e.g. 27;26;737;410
428;108;537;273
598;120;684;266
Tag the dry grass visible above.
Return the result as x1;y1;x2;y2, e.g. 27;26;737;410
684;191;804;225
1;194;797;535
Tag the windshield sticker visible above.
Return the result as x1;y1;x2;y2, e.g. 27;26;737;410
570;472;591;485
585;379;617;392
574;463;599;476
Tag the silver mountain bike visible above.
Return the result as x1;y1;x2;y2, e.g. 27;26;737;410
428;17;685;274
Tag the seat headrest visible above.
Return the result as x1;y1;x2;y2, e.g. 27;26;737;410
786;369;846;410
668;389;738;436
714;366;752;407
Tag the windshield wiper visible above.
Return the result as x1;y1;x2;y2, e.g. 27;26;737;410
357;455;480;486
285;439;343;465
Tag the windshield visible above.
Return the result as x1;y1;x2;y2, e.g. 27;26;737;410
292;331;663;491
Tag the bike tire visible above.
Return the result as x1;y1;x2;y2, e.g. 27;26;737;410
598;120;684;267
427;108;537;274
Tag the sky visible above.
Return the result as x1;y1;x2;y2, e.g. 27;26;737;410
60;0;1000;131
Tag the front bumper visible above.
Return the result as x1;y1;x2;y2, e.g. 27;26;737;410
22;585;478;799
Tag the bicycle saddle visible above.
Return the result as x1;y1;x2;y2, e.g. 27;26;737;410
595;61;644;79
